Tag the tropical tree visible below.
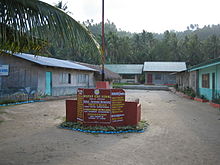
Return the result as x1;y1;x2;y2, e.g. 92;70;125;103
0;0;99;54
203;35;220;59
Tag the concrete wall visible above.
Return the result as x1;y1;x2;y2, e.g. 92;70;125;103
176;71;189;90
0;55;38;92
198;64;220;100
51;69;95;96
189;71;198;93
145;72;176;85
0;55;96;96
120;74;139;83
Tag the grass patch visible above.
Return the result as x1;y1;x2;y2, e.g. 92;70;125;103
113;82;140;88
0;100;17;105
113;82;140;86
60;120;148;134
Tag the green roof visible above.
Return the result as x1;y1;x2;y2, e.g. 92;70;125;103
105;64;143;74
189;57;220;71
143;62;186;72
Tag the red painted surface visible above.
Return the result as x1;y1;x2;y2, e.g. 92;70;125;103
76;88;127;126
66;89;141;126
182;94;194;100
96;81;110;89
194;97;209;103
209;102;220;108
83;89;111;124
124;102;141;126
147;74;153;84
137;104;141;122
66;100;77;122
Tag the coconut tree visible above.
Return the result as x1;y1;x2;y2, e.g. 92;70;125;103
0;0;100;53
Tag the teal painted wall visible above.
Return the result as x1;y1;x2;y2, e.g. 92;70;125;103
198;64;220;100
45;72;52;95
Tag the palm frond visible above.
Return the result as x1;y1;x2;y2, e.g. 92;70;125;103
0;23;48;53
0;0;100;54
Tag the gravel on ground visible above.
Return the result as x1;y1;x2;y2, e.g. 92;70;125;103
0;90;220;165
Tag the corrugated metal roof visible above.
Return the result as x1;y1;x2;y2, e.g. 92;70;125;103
74;62;121;80
13;53;97;72
189;57;220;71
105;64;143;74
143;62;186;72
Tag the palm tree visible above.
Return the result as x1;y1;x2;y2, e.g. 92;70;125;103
0;0;100;53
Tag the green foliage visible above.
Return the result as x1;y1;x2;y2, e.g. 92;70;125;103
27;15;220;66
0;0;100;55
60;121;148;133
212;94;220;104
182;87;196;97
138;74;145;84
212;98;220;104
174;84;179;90
113;82;140;88
0;100;18;105
195;93;207;100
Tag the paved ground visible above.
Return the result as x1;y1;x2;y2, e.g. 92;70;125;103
118;85;169;90
0;90;220;165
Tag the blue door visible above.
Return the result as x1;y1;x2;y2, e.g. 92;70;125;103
45;72;52;95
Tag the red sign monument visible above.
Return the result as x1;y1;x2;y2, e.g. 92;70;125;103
77;88;125;126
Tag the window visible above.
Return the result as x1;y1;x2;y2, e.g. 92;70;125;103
77;74;89;83
60;72;71;84
68;73;71;84
155;74;161;80
202;73;209;88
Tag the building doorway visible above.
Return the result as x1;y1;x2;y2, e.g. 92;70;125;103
212;73;216;100
45;72;52;95
147;74;153;84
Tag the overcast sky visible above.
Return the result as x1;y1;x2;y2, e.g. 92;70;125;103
42;0;220;33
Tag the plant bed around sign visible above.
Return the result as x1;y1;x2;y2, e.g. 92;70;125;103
59;121;148;134
0;100;45;106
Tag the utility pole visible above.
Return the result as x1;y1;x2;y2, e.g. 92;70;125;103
101;0;105;81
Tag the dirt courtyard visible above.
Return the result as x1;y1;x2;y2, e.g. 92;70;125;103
0;90;220;165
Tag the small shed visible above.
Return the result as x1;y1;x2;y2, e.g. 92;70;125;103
104;64;143;83
175;69;198;93
189;57;220;100
143;62;186;85
74;62;121;87
175;70;189;90
0;52;97;97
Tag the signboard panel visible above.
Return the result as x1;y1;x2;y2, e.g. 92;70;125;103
83;89;111;124
0;65;9;76
77;88;125;125
111;89;125;123
77;89;84;123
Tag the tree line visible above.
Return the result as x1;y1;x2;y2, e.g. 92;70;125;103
48;19;220;67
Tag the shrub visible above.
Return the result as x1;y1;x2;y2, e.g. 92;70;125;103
212;94;220;104
183;87;196;97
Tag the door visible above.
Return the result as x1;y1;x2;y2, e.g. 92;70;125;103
45;72;52;95
147;74;153;84
212;73;215;100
